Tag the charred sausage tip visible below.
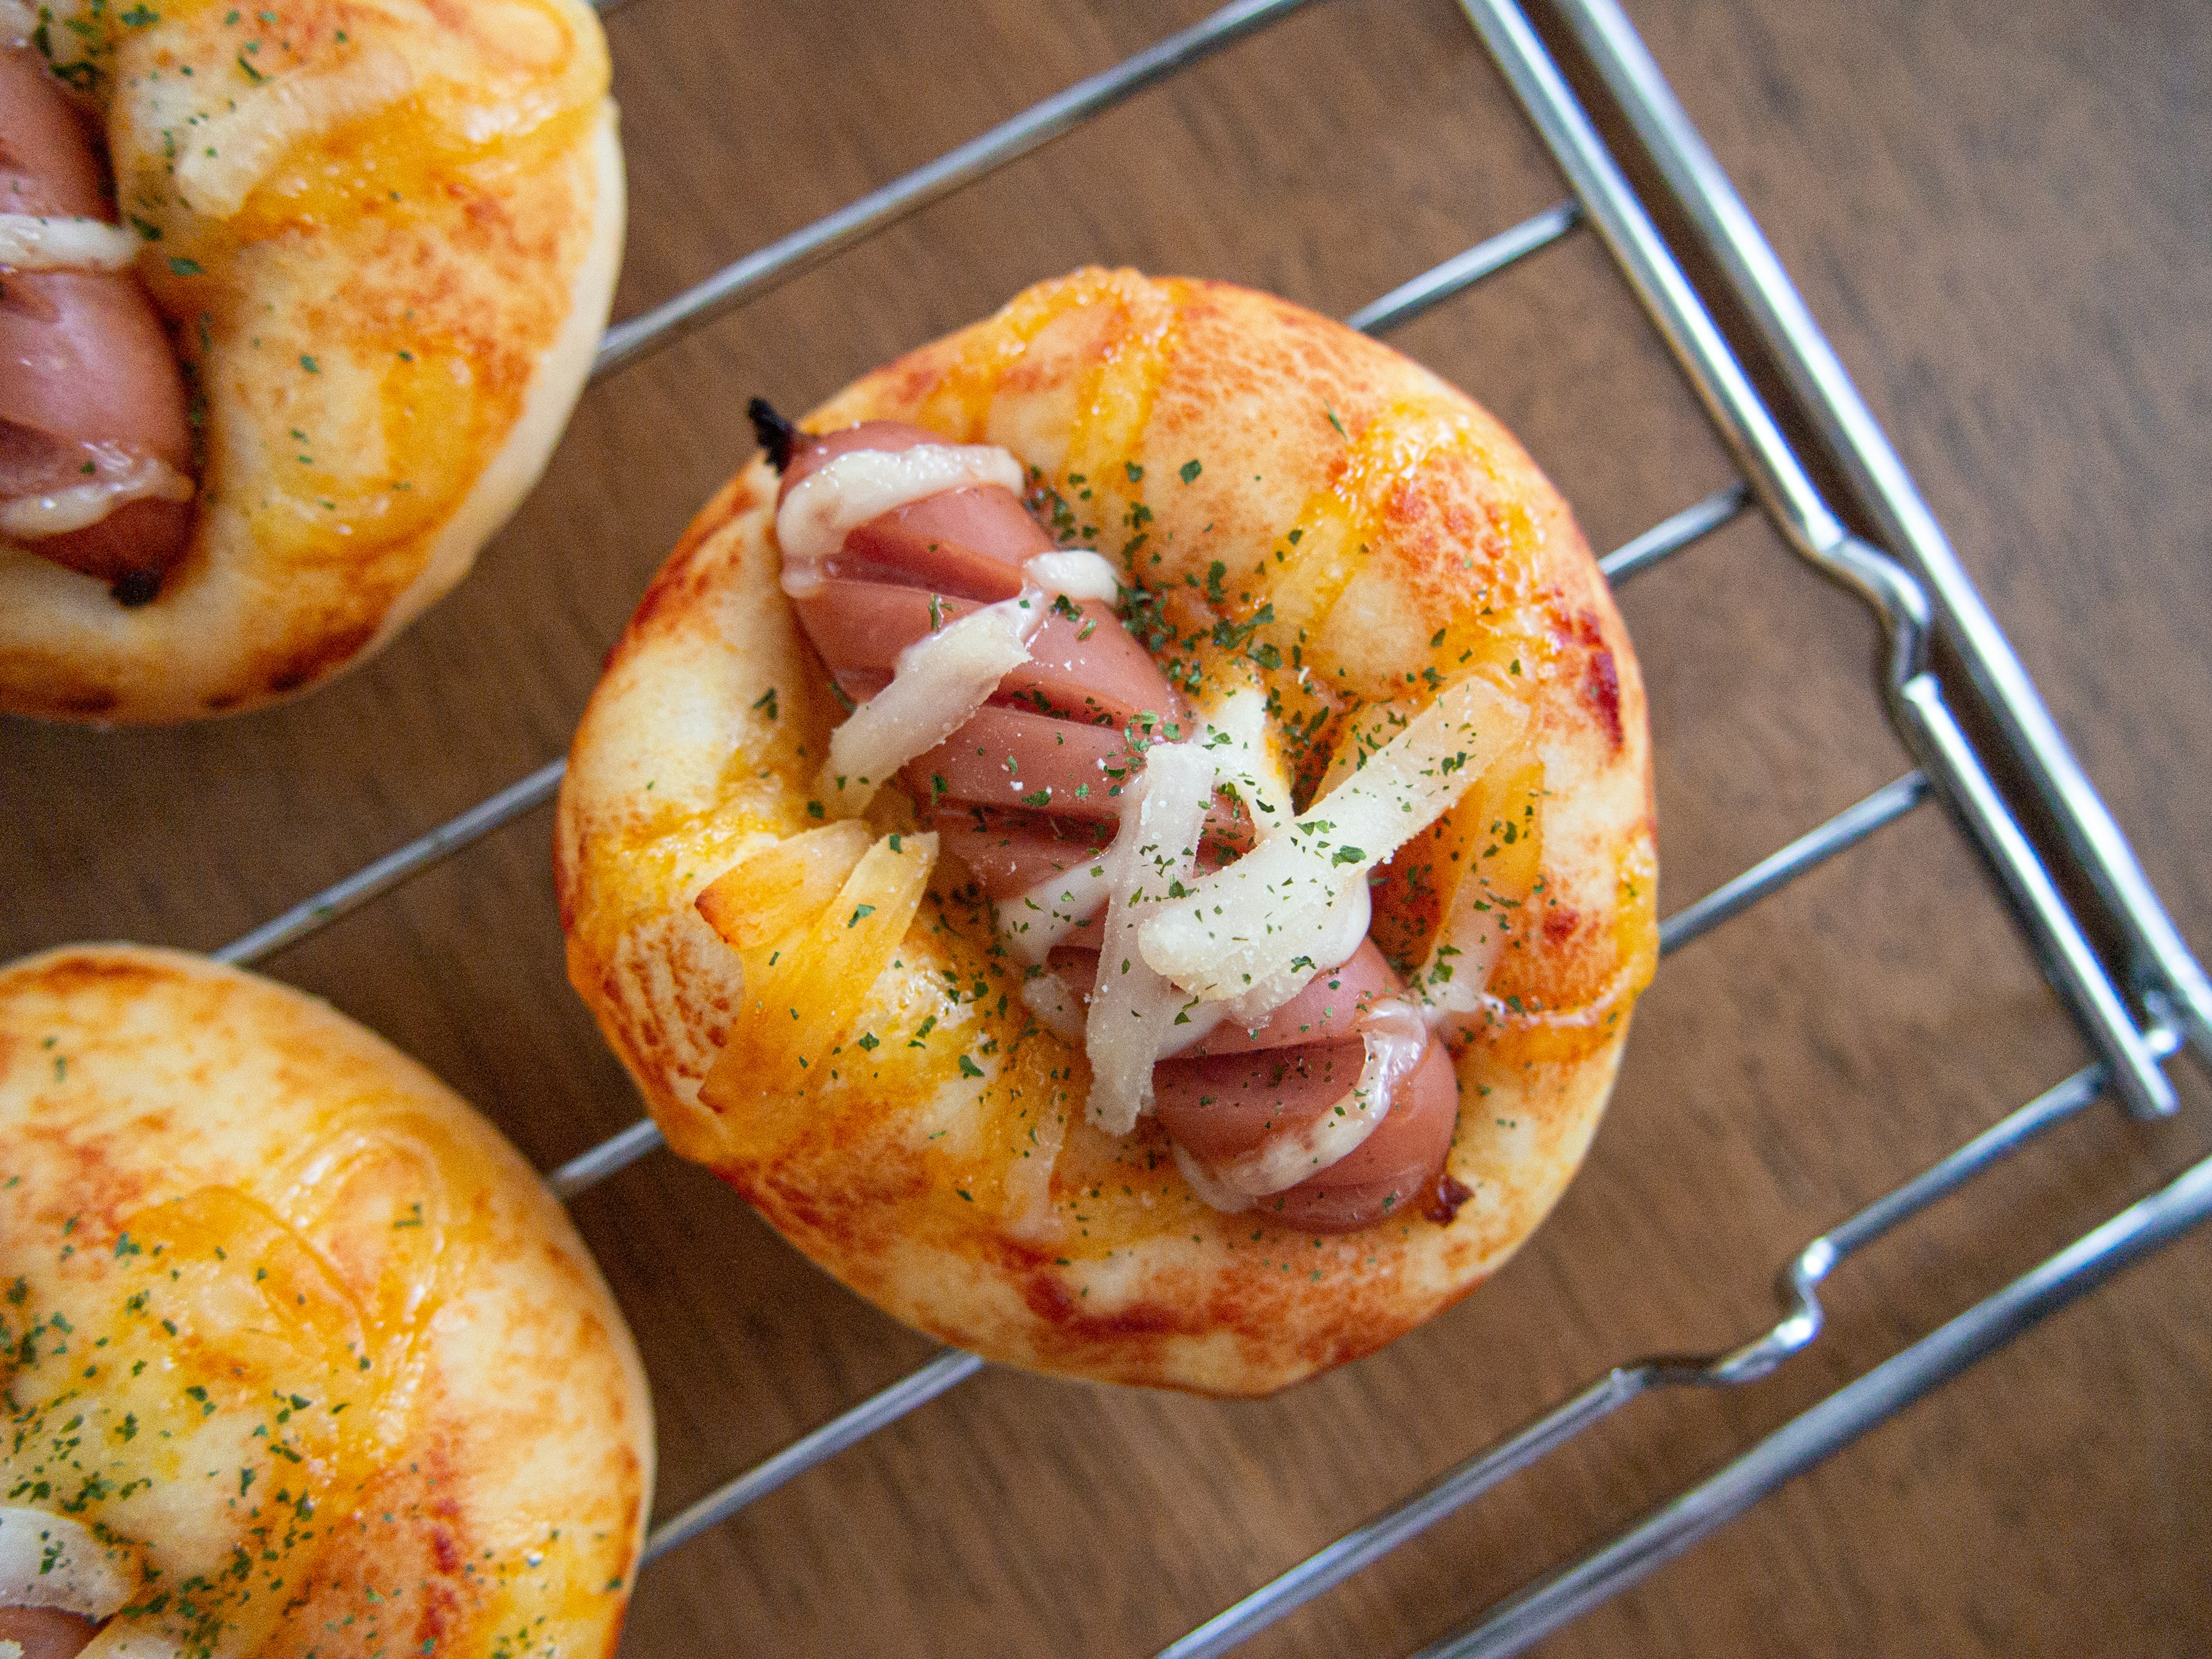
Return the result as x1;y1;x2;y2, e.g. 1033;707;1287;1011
748;397;800;473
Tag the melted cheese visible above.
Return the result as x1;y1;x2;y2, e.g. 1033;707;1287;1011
0;215;140;271
819;594;1041;814
1138;674;1527;1018
0;1507;129;1620
997;857;1113;964
0;450;192;540
1083;741;1229;1134
174;46;418;220
1021;548;1120;603
79;1631;184;1658
776;443;1027;580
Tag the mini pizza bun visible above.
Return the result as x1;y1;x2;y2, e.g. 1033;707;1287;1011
0;0;624;724
558;271;1657;1396
0;945;652;1657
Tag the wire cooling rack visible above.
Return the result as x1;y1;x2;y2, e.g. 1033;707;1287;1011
160;0;2210;1652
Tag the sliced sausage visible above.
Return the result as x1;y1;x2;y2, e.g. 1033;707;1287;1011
0;1605;101;1659
764;408;1461;1232
0;44;194;603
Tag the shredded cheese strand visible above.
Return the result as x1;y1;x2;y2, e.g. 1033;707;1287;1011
1084;741;1228;1134
997;856;1113;964
1019;970;1086;1041
0;449;193;541
818;594;1041;814
777;443;1027;579
0;214;141;272
1137;674;1526;1014
1196;681;1294;838
1021;548;1120;603
0;1506;130;1620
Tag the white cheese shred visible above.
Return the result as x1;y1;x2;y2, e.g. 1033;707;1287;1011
1018;970;1086;1041
997;857;1113;965
1021;549;1121;604
1137;674;1527;1019
0;1505;130;1622
1083;741;1228;1135
0;214;141;272
1196;682;1294;839
0;446;194;541
777;443;1027;583
817;594;1039;815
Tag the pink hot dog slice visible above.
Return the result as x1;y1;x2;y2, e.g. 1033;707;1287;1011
0;1606;100;1659
766;409;1463;1233
0;46;194;603
1154;1019;1460;1232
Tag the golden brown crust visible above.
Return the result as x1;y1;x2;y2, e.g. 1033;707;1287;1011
0;0;622;724
557;271;1656;1395
0;945;653;1656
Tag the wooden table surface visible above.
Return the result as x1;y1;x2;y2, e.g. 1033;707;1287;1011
6;1;2207;1653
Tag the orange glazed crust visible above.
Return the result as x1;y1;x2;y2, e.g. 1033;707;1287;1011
0;945;653;1656
557;271;1656;1395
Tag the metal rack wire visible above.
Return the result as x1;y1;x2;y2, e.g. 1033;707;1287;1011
191;0;2209;1653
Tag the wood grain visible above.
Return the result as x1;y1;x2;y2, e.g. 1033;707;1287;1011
3;1;2206;1654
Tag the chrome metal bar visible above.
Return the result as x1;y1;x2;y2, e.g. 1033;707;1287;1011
590;0;1322;380
640;1349;988;1565
1450;1;1840;561
1156;1030;2177;1659
1157;1372;1641;1659
1893;675;2175;1119
548;1116;667;1199
1455;0;2174;1120
1550;0;2212;1069
1824;1021;2179;1263
1598;480;1749;584
1657;771;1929;957
1347;200;1582;336
1419;1141;2212;1659
213;759;567;967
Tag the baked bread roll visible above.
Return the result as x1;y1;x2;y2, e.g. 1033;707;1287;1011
557;270;1656;1395
0;945;652;1657
0;0;622;724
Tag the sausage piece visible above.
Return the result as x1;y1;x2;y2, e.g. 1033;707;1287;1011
0;44;194;603
0;1605;101;1659
767;411;1462;1233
